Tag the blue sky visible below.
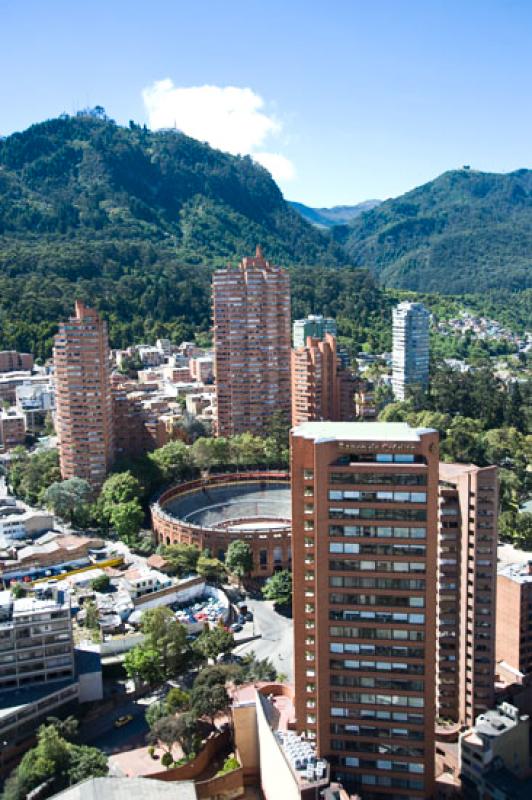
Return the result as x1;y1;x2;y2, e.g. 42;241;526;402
1;0;531;205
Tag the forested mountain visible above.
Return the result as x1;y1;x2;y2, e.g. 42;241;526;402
342;168;532;293
289;200;381;227
0;111;349;357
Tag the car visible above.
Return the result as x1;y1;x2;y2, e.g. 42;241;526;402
114;714;133;728
230;623;243;633
245;611;253;622
237;614;246;624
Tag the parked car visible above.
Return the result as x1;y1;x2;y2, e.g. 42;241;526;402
114;714;133;728
230;623;243;633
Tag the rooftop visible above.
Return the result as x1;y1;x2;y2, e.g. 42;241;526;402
48;777;197;800
291;420;435;443
497;561;532;584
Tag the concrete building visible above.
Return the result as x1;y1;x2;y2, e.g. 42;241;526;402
437;463;498;728
292;315;337;349
0;499;54;544
496;561;532;683
354;380;377;420
291;421;439;799
54;302;114;489
0;351;33;373
0;408;26;450
0;591;78;773
392;302;430;400
459;702;530;798
213;247;291;436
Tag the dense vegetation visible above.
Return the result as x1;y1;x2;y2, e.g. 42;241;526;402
380;364;532;546
1;112;531;360
0;110;346;358
342;168;532;293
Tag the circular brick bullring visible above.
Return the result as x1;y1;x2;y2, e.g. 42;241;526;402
151;472;291;577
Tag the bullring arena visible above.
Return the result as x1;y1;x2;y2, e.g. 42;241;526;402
151;471;291;577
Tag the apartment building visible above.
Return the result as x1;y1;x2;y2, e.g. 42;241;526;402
0;408;26;450
54;301;114;489
292;315;337;349
291;334;356;426
0;350;33;373
496;561;532;682
291;421;439;799
392;302;430;401
437;463;498;727
213;247;291;437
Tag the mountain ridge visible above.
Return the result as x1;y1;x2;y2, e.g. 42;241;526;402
289;199;381;228
341;167;532;293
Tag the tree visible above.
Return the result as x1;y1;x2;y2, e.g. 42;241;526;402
499;511;532;549
146;701;168;730
150;440;192;482
225;540;253;585
194;627;234;663
191;437;219;472
2;723;107;800
8;447;61;505
162;543;200;577
83;600;99;631
44;478;92;525
262;570;292;608
45;715;78;741
196;554;227;584
109;498;144;544
172;712;201;756
123;646;162;686
90;574;110;593
149;714;198;757
66;745;108;785
193;664;236;688
100;471;141;508
141;606;189;677
165;687;190;715
239;654;277;682
191;683;229;727
10;582;26;599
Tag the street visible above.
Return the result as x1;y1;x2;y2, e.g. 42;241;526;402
233;598;294;682
79;697;149;755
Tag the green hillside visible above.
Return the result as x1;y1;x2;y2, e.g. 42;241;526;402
343;168;532;293
0;110;348;357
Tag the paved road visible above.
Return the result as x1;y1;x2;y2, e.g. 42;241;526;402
80;698;149;755
233;598;294;682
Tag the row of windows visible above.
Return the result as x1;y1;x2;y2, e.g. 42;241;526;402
330;507;427;521
329;542;426;556
331;738;424;758
331;691;425;708
330;642;424;658
333;453;426;465
330;722;424;740
334;767;424;791
330;660;424;678
329;673;424;691
330;559;426;574
329;626;424;642
330;706;424;724
330;471;427;486
330;610;425;625
329;490;427;504
329;524;426;539
330;576;425;591
330;594;424;609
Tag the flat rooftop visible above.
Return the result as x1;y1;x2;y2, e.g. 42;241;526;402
291;421;435;443
49;777;197;800
0;680;76;721
497;561;532;584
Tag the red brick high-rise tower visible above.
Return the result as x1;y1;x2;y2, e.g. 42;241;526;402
213;247;291;436
54;301;114;489
291;421;439;799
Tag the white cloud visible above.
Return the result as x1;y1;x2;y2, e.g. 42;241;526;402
142;80;295;183
253;152;296;181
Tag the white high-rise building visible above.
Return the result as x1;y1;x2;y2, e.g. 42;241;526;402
392;301;430;400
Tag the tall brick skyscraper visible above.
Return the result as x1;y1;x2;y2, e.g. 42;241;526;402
291;421;439;799
213;247;291;436
291;333;356;426
54;301;114;489
437;462;498;727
